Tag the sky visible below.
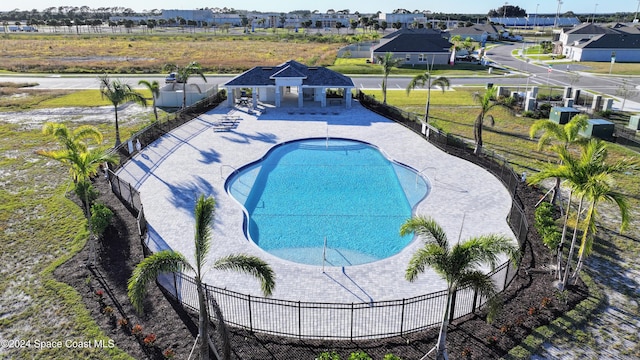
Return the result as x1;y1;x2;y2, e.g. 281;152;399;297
0;0;636;15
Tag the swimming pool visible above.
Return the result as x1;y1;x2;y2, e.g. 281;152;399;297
226;138;430;266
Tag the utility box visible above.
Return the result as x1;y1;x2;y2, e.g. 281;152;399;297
580;119;615;141
628;115;640;130
550;107;581;124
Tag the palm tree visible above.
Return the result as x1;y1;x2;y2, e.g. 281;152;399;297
163;62;207;109
571;141;635;283
529;114;589;280
471;87;513;155
128;194;275;360
529;114;589;204
37;122;117;264
98;74;147;147
138;79;161;122
406;72;450;124
400;216;520;360
376;52;403;104
528;139;633;289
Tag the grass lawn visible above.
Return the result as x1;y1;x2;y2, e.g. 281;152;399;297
0;84;156;358
0;119;142;359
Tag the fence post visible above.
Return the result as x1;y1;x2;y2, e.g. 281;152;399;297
400;298;406;336
471;289;478;314
248;294;253;332
298;301;302;339
174;272;178;300
350;303;354;341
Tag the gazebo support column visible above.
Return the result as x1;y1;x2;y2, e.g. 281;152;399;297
344;88;352;109
321;88;326;108
298;86;303;108
252;87;257;109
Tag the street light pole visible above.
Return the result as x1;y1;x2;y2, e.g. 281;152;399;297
635;0;640;22
591;3;598;24
554;0;563;28
535;3;539;28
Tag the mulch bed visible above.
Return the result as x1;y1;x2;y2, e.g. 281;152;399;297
55;173;588;359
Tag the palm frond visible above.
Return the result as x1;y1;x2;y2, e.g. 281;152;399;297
405;244;445;282
127;250;190;313
194;195;215;274
400;216;448;249
213;254;275;296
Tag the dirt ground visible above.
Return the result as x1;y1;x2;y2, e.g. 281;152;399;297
55;171;587;359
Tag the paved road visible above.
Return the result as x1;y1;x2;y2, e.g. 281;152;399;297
2;44;639;109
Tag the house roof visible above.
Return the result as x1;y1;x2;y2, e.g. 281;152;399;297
563;23;620;35
224;60;354;88
615;25;640;34
372;33;452;53
381;27;443;39
448;23;503;36
572;33;640;49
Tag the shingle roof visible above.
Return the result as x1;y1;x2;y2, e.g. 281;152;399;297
224;60;354;88
564;23;620;35
382;27;444;39
573;33;640;49
372;33;452;53
448;24;503;36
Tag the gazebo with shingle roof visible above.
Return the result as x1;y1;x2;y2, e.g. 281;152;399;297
223;60;355;109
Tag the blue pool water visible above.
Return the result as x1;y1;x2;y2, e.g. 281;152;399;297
226;138;430;266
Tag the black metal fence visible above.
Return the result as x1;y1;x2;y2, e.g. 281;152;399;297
108;90;528;340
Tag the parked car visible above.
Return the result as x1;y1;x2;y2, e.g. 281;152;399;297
165;72;177;84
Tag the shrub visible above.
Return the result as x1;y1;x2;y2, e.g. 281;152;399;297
163;348;175;359
131;324;143;336
90;202;113;236
348;351;372;360
143;333;157;346
384;354;403;360
534;202;561;255
317;351;340;360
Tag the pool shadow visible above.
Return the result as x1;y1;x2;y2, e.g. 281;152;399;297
323;267;374;304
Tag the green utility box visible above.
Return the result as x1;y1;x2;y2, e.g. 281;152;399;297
579;119;615;141
549;107;581;124
628;115;640;130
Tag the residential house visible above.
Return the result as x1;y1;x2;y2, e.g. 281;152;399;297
370;28;453;66
447;23;504;42
559;23;640;62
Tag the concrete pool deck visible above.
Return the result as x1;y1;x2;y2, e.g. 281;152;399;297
116;102;516;304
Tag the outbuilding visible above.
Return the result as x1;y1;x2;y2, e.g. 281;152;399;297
224;60;355;109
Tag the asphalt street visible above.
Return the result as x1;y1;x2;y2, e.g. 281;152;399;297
1;43;639;109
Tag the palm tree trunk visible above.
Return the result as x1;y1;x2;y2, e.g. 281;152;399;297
557;189;572;281
562;195;584;289
196;280;210;360
551;176;561;207
425;79;432;123
473;117;483;155
382;78;388;104
572;202;596;284
114;105;121;147
435;290;452;360
183;82;187;109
